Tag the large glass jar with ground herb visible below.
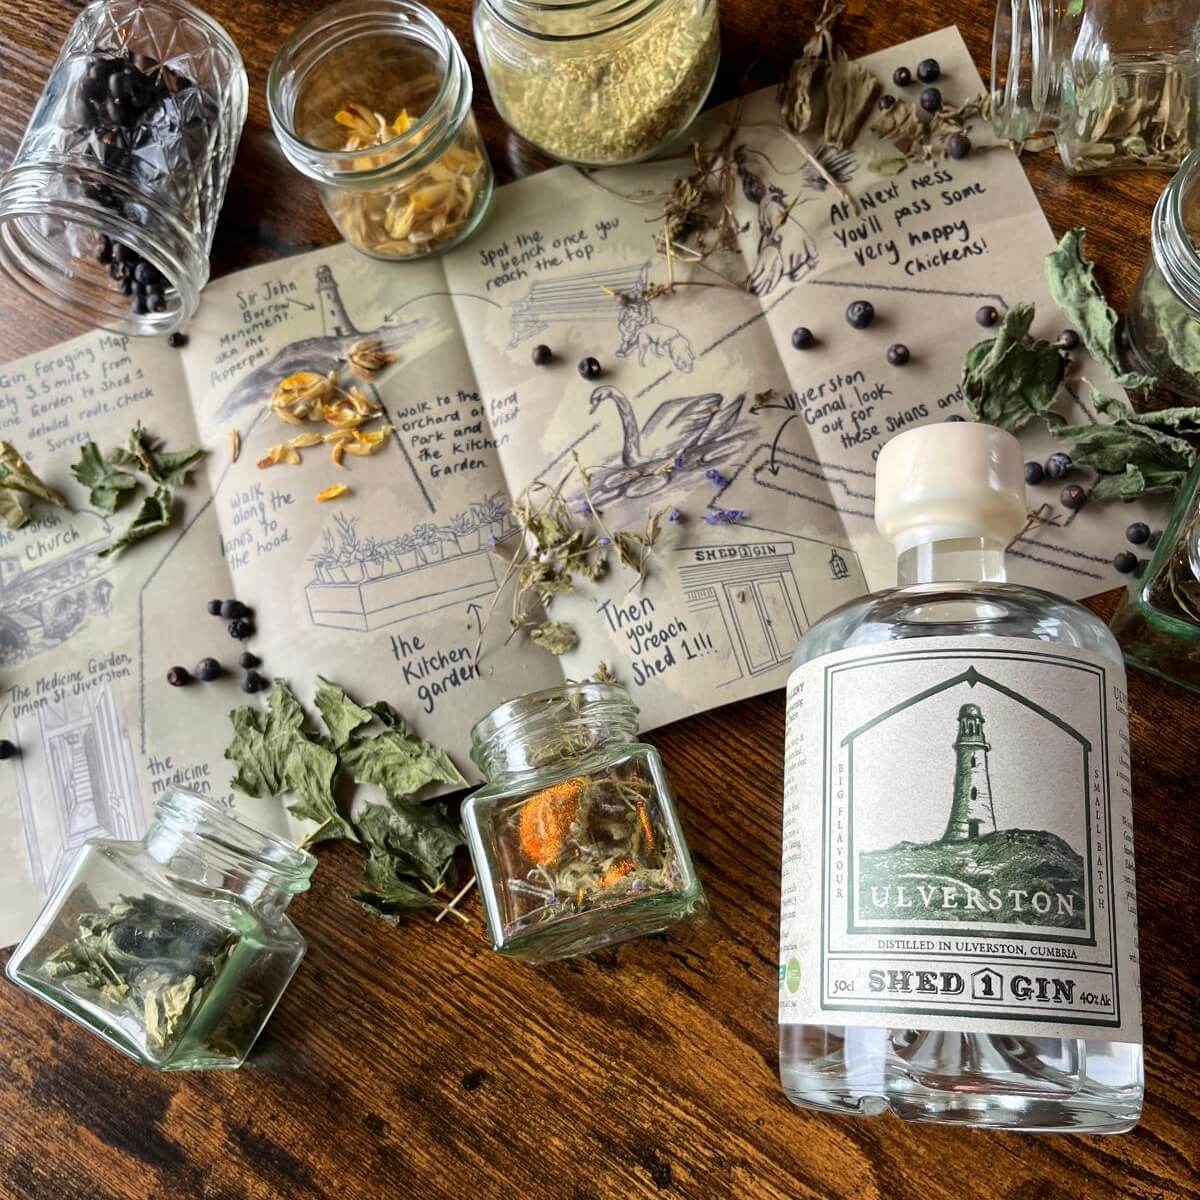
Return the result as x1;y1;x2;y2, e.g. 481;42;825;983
991;0;1200;174
0;0;246;334
473;0;720;166
269;0;493;261
6;787;315;1072
1125;149;1200;398
463;683;707;962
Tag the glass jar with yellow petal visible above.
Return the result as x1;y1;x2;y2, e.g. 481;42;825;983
268;0;493;260
463;683;707;963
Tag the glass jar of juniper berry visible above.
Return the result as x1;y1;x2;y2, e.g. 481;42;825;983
6;787;315;1072
0;0;247;335
463;683;707;963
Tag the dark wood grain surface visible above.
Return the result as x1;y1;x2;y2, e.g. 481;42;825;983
0;2;1197;1198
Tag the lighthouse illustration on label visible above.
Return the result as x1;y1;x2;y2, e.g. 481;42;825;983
942;702;996;841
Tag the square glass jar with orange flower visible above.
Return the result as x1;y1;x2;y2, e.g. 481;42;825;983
463;684;707;962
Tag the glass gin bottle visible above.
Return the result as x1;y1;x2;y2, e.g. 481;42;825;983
778;422;1143;1133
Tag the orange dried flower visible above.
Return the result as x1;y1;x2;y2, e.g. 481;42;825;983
636;801;655;851
518;777;585;866
597;858;634;889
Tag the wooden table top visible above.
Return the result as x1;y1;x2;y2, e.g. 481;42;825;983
1;2;1197;1198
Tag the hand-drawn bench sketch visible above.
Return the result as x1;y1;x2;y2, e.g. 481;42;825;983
509;262;653;347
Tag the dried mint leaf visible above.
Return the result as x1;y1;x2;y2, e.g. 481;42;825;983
0;441;69;529
352;886;435;925
961;303;1066;430
97;485;172;557
355;801;463;891
71;442;138;513
225;679;308;798
1045;228;1155;390
1091;464;1186;500
1132;268;1200;380
531;620;579;655
314;674;376;749
284;737;352;845
340;723;465;805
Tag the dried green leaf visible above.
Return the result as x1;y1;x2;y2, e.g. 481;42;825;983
779;0;843;134
355;801;463;891
285;737;353;845
340;723;465;805
1052;412;1195;474
870;98;924;156
1090;463;1186;500
531;620;579;655
961;304;1066;431
225;679;308;798
0;441;69;529
71;441;138;513
97;485;172;557
1132;268;1200;380
110;422;205;486
1129;405;1200;433
314;674;376;749
824;53;879;149
352;885;435;924
1045;228;1155;389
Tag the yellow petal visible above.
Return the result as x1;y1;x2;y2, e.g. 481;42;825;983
288;432;324;448
316;483;350;502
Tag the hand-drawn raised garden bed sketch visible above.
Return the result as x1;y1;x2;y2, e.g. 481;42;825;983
508;261;695;373
14;684;143;896
305;502;514;632
0;531;118;665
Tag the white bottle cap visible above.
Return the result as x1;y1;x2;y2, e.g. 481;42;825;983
874;422;1027;555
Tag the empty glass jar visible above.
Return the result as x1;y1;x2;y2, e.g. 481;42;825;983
991;0;1200;174
0;0;247;334
268;0;493;261
463;683;707;962
474;0;720;165
6;787;315;1072
1125;148;1200;398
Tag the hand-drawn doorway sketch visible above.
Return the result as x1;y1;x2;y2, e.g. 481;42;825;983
677;539;808;679
305;506;511;632
0;532;119;665
15;684;143;895
213;265;428;423
508;261;695;372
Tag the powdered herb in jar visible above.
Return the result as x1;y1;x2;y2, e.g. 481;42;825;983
474;0;720;166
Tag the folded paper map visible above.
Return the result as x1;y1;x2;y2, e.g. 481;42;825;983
0;29;1163;946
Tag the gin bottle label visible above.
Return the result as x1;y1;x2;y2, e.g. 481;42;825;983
779;636;1141;1042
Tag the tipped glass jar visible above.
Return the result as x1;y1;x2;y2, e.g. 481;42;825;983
269;0;493;261
6;788;315;1072
0;0;247;334
463;683;707;962
1125;148;1200;399
474;0;720;166
991;0;1200;174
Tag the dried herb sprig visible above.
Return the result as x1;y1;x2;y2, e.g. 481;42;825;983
870;92;993;173
0;442;69;529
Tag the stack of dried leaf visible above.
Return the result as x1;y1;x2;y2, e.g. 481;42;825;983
484;456;665;658
962;228;1200;501
225;675;470;923
71;423;205;555
259;339;397;503
331;97;487;259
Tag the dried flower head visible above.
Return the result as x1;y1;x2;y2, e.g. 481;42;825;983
518;777;586;866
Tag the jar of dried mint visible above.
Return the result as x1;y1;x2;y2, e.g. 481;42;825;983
0;0;247;334
463;683;707;963
991;0;1199;174
474;0;720;166
6;787;315;1072
268;0;493;261
1126;149;1200;399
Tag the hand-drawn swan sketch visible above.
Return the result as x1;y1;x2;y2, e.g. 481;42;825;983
616;300;695;372
583;384;756;506
213;265;428;424
734;146;820;297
